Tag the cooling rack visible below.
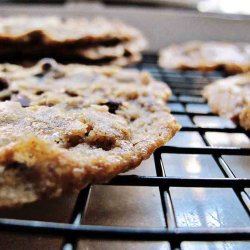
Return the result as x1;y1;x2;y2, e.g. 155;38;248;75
0;53;249;250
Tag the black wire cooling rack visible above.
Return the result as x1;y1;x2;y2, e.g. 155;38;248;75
0;53;250;250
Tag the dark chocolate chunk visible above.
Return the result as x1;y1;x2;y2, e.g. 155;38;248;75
35;90;44;95
101;100;122;114
0;95;11;101
34;59;56;77
40;59;57;71
6;162;28;170
0;77;9;91
65;90;78;97
41;61;53;72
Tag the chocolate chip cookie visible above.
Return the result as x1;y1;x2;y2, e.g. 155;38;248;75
203;73;250;130
0;59;171;108
0;60;180;207
159;41;250;74
0;16;147;65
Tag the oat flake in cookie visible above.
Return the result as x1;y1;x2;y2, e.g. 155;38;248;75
159;41;250;74
203;73;250;130
0;60;180;207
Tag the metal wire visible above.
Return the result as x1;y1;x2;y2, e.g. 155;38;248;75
0;53;249;250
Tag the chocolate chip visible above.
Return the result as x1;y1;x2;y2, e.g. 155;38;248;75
34;59;55;77
41;62;53;72
0;77;9;91
0;95;11;101
11;90;19;94
35;90;44;95
40;59;57;70
65;90;78;97
101;100;122;114
6;162;27;170
12;95;30;107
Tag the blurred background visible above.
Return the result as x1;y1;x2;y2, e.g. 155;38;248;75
0;0;250;16
0;0;250;51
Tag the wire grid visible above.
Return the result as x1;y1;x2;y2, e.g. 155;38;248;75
0;53;249;250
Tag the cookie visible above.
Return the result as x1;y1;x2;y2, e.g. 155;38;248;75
239;106;250;130
203;73;250;130
0;102;179;208
0;60;180;207
0;16;140;45
0;59;171;107
0;16;147;65
159;41;250;73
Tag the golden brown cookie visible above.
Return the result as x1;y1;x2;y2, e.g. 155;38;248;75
0;59;171;107
0;60;180;207
159;41;250;73
0;16;147;65
203;73;250;130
